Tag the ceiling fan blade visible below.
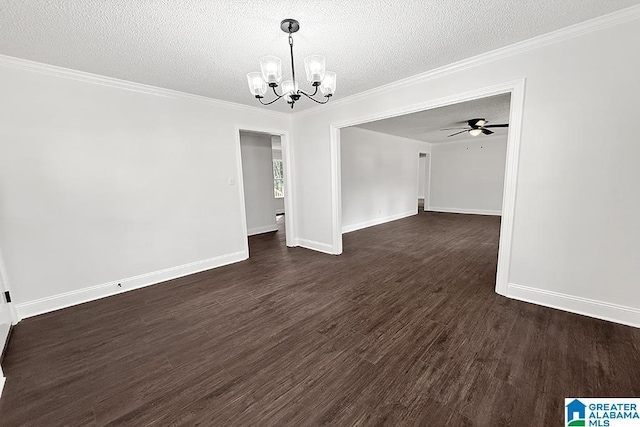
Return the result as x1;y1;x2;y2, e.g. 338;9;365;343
483;124;509;128
447;130;469;137
482;129;494;135
440;127;469;131
468;118;486;127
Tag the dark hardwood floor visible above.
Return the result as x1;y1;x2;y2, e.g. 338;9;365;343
1;211;639;426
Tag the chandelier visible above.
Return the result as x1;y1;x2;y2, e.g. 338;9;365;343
247;19;337;109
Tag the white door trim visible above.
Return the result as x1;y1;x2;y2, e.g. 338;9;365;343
424;153;431;212
416;153;427;210
0;365;5;399
0;246;17;401
234;126;296;252
328;78;526;296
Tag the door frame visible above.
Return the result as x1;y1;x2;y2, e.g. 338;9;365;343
0;246;18;325
0;245;18;399
416;152;428;211
234;125;295;254
424;153;432;212
0;365;5;398
328;78;526;296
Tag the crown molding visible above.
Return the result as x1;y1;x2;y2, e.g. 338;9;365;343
294;4;640;119
0;54;291;120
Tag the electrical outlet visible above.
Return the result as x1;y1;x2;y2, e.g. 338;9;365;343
228;177;235;186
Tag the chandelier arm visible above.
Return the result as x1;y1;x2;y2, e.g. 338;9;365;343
300;91;330;104
299;85;319;97
272;85;283;97
258;95;285;106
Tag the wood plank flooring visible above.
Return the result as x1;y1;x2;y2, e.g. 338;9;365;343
1;212;639;426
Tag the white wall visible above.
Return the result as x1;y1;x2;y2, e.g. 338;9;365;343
240;132;277;236
429;136;507;215
0;61;291;317
341;127;428;233
291;11;640;326
418;154;427;199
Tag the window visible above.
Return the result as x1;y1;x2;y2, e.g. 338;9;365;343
273;159;284;198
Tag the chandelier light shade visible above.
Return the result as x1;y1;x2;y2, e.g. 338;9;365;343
281;79;297;104
282;80;298;95
259;56;282;85
281;80;298;96
320;71;336;96
248;19;336;109
246;72;267;96
304;55;326;84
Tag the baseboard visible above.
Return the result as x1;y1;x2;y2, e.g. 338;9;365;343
0;374;5;399
507;283;640;328
15;250;248;319
427;207;501;216
247;224;278;236
275;209;285;215
342;210;417;234
295;238;336;255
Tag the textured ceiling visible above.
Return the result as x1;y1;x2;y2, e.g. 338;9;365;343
1;1;638;112
355;93;511;143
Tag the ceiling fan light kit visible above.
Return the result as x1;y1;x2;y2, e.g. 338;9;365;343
444;118;509;138
247;19;337;109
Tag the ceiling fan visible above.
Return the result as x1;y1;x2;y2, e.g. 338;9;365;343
442;118;509;137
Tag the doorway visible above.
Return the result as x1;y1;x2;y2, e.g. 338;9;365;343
329;79;525;295
0;295;9;397
235;127;295;256
0;252;17;398
0;251;15;360
0;296;10;365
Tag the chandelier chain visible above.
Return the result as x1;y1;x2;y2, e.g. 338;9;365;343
288;34;296;87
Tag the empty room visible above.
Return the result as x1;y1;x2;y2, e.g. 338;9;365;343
1;1;640;425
